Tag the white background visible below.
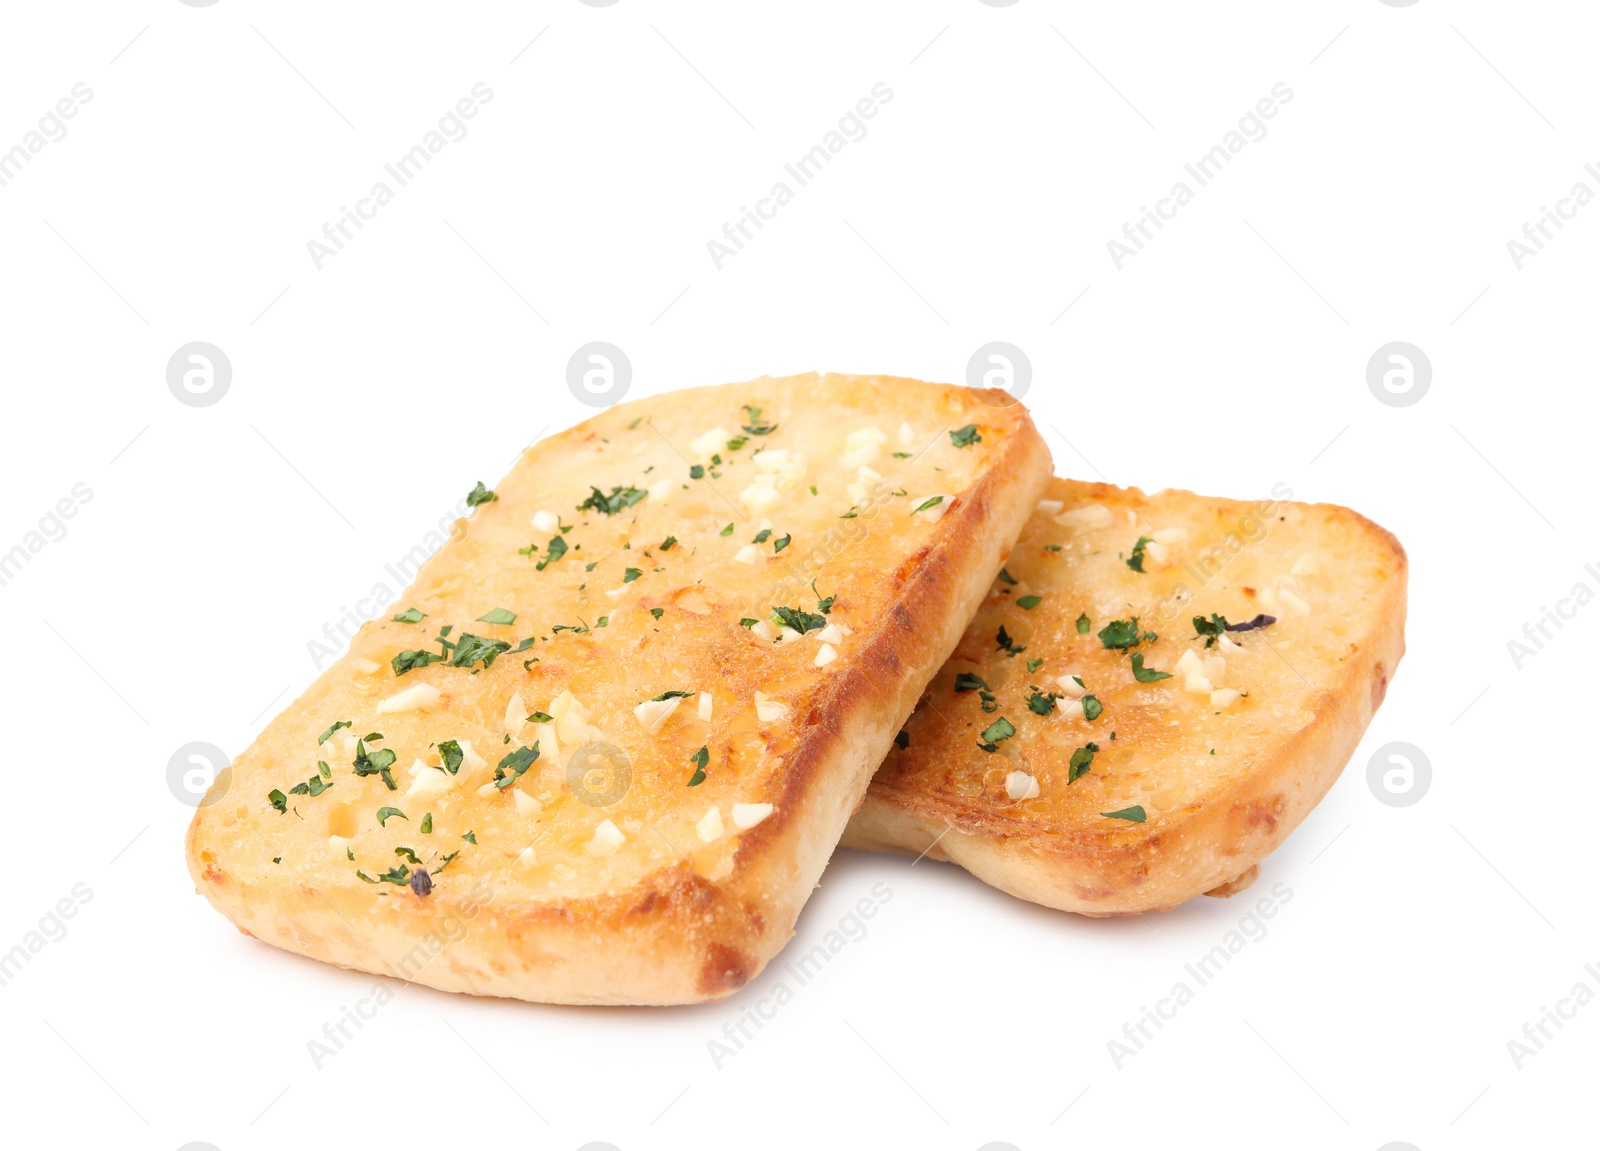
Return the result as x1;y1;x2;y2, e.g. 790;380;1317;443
0;2;1593;1149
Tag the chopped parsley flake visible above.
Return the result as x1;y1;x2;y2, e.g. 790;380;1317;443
578;485;648;516
950;424;981;448
1016;595;1043;610
392;608;426;624
420;813;433;834
687;746;709;787
953;672;990;693
773;605;827;633
537;535;569;571
773;533;791;552
720;523;734;536
911;496;943;515
353;740;398;790
317;720;351;745
1026;658;1044;673
998;568;1017;585
465;481;497;507
447;633;511;670
741;406;777;436
1082;694;1104;721
1068;742;1100;783
977;716;1016;752
1129;653;1172;682
288;775;333;798
1026;686;1061;716
267;788;287;813
1076;612;1091;634
1102;805;1146;823
1097;617;1150;650
752;529;771;544
623;567;643;583
996;625;1024;656
1126;536;1152;573
493;743;540;789
660;535;677;551
376;806;407;827
476;607;517;626
438;740;464;774
690;465;705;480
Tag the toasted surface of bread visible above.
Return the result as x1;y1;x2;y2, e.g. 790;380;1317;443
841;478;1406;915
187;374;1051;1003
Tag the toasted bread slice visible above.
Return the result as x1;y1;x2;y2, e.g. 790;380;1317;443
187;374;1051;1004
842;478;1406;915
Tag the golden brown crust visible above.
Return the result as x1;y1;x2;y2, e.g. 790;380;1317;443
841;478;1407;915
187;374;1051;1003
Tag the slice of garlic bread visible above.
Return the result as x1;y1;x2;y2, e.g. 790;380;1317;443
842;478;1406;916
187;374;1051;1004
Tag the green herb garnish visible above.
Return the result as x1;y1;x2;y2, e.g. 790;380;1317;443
977;716;1016;752
1102;805;1146;823
1130;653;1171;682
1068;742;1100;783
578;485;648;516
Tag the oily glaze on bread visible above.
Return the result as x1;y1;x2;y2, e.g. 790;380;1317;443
842;478;1406;915
187;374;1051;1003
